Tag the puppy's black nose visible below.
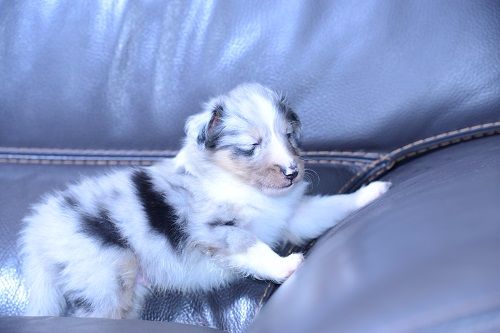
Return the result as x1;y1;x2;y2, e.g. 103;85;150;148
282;164;299;180
285;170;299;181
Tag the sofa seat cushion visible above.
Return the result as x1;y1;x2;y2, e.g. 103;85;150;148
249;135;500;333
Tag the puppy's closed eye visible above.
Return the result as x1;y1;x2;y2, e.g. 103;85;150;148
234;143;259;157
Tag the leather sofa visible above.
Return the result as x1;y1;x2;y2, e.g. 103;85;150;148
1;1;499;332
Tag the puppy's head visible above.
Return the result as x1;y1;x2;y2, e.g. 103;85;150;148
186;83;304;195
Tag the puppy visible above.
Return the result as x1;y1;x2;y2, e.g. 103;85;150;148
19;83;390;319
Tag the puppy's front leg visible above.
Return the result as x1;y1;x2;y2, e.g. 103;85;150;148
198;227;303;283
286;181;391;245
229;240;303;283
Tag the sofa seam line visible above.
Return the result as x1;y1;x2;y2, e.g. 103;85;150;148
0;157;370;166
361;129;500;187
0;158;156;166
338;121;500;193
0;146;380;156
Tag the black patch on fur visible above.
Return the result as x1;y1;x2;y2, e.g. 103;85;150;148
132;170;188;251
73;297;93;311
80;209;128;248
208;219;236;227
64;292;94;315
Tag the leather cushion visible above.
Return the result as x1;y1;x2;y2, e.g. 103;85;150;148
249;135;500;333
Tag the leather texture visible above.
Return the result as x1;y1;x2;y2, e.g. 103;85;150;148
1;0;500;152
0;316;222;333
1;0;500;332
249;135;500;333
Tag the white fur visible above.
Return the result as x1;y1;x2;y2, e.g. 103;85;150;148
19;83;390;319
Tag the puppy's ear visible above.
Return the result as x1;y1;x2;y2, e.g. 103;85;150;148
185;102;225;150
202;104;224;149
286;108;301;139
279;96;302;143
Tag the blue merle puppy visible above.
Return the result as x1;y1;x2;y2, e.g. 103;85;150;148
19;83;390;318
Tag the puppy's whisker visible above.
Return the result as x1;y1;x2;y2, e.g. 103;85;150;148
305;168;320;181
304;168;320;189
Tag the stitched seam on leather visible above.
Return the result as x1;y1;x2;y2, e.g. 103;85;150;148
303;160;367;166
0;158;155;166
0;157;368;166
361;129;500;187
0;150;373;166
257;283;274;310
0;149;378;167
0;147;179;155
0;146;377;156
302;151;379;157
0;156;368;166
339;121;500;193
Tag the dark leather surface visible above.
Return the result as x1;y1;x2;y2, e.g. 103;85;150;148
0;316;222;333
249;135;500;333
1;0;499;152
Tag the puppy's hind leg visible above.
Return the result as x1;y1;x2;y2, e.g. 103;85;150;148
118;254;149;319
23;253;65;316
63;249;140;319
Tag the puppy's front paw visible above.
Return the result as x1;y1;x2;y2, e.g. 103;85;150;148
271;253;304;284
355;181;391;208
